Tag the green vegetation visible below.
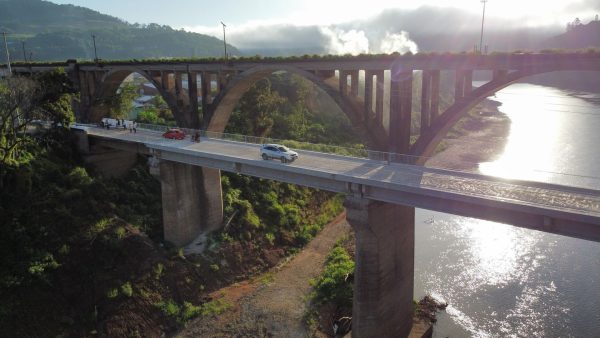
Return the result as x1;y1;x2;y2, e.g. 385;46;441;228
0;0;239;62
309;242;354;309
156;298;231;325
0;63;351;335
226;72;361;147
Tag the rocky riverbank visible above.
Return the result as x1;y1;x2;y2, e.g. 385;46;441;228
426;98;511;171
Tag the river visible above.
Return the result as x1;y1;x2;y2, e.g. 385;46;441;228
414;82;600;337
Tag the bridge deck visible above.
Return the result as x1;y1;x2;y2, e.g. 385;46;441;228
80;126;600;242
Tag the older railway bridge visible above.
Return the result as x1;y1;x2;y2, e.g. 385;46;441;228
7;53;600;337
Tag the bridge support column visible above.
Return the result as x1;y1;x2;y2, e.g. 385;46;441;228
344;196;415;338
420;70;432;131
160;161;223;247
430;70;440;121
364;70;374;121
389;70;413;157
375;70;385;125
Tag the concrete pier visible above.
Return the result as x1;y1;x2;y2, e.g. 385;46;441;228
344;197;415;338
160;161;223;247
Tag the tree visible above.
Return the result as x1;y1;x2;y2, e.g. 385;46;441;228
0;69;74;165
0;77;43;164
98;83;137;119
230;79;285;137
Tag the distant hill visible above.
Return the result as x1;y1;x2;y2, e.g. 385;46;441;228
543;20;600;50
0;0;239;62
524;19;600;93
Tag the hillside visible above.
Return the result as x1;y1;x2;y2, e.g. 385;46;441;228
0;0;239;61
544;19;600;50
526;19;600;92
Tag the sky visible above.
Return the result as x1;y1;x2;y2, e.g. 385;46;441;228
49;0;599;28
48;0;600;54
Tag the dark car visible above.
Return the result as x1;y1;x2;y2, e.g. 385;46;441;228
162;128;186;140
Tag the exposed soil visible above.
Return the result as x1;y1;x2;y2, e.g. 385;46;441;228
176;212;350;338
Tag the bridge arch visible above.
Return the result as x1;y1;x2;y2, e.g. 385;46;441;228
411;68;577;163
88;68;185;126
206;65;387;149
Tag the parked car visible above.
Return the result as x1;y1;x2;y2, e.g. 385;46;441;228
162;128;186;140
260;144;298;163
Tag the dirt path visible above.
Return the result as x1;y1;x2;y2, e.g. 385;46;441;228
176;213;350;338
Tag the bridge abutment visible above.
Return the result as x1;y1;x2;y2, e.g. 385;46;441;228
344;196;415;338
159;161;223;247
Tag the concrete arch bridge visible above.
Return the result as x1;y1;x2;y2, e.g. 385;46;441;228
9;52;600;338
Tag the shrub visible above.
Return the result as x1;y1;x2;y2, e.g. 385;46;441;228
120;282;133;297
157;299;180;318
154;263;164;280
106;288;119;299
310;245;354;308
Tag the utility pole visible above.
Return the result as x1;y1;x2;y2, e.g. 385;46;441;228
91;34;98;62
479;0;488;54
2;32;12;76
220;21;227;62
22;41;27;62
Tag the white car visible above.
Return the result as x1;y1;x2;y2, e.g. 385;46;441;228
260;144;298;163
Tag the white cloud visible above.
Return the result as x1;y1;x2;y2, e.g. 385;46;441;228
321;28;369;55
378;31;419;54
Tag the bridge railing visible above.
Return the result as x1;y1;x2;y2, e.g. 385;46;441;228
73;122;600;189
133;123;423;165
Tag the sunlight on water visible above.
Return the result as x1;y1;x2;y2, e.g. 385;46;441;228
415;83;600;338
479;85;564;182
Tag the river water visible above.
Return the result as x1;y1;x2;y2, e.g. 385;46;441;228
414;83;600;337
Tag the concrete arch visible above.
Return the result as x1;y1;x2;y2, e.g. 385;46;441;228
89;68;183;125
206;65;388;149
411;69;558;163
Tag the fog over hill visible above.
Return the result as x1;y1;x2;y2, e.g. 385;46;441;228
186;6;600;56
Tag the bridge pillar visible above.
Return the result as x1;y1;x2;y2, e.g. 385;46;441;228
160;161;224;247
364;70;374;122
375;70;385;126
344;196;415;338
389;71;413;156
420;70;432;131
430;70;440;121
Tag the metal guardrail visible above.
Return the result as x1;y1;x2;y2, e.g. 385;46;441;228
134;123;420;165
72;122;600;190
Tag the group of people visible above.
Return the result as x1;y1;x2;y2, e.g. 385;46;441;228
99;118;136;133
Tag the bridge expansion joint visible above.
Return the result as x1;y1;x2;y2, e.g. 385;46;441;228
346;182;365;198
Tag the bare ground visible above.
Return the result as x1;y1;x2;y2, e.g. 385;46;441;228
176;213;350;338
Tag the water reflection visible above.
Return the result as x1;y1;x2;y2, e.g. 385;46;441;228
479;84;564;182
415;83;600;337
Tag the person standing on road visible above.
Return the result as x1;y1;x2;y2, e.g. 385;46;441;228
133;122;137;133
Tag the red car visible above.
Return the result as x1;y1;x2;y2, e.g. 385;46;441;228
162;128;186;140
